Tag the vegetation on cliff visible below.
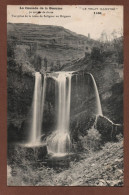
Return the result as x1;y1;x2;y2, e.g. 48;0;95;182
7;137;123;186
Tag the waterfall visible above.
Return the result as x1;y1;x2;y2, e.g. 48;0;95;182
28;72;46;146
27;71;102;153
89;73;103;116
57;73;71;133
47;72;72;156
39;74;46;135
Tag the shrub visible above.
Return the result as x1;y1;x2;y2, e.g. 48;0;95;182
7;41;15;58
80;127;101;152
91;47;102;62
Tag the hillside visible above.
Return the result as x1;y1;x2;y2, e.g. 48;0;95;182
7;23;99;69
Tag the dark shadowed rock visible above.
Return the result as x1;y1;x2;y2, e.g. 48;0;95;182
96;115;123;143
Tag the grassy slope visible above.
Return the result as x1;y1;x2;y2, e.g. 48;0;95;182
52;140;123;186
7;139;123;186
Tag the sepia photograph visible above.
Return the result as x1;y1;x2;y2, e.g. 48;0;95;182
7;5;123;186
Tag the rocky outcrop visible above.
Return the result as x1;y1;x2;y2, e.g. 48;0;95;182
8;143;47;166
96;116;123;143
70;113;123;148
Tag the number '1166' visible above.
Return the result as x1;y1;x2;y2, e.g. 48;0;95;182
94;12;102;14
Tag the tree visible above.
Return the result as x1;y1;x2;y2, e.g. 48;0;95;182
111;29;117;40
44;57;48;71
99;31;108;43
81;128;101;151
7;41;15;58
91;47;102;62
113;38;123;64
50;62;54;71
57;60;61;70
33;54;42;71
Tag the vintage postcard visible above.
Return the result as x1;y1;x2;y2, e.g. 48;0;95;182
7;5;123;186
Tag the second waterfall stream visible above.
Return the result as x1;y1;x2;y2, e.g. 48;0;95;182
47;72;72;156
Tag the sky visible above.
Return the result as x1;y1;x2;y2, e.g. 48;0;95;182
7;5;123;40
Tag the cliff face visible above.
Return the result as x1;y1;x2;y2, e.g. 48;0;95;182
7;65;34;142
7;69;123;144
61;37;123;124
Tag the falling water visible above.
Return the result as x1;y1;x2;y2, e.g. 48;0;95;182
90;73;103;116
47;72;72;156
28;72;46;146
27;71;102;152
39;74;46;136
